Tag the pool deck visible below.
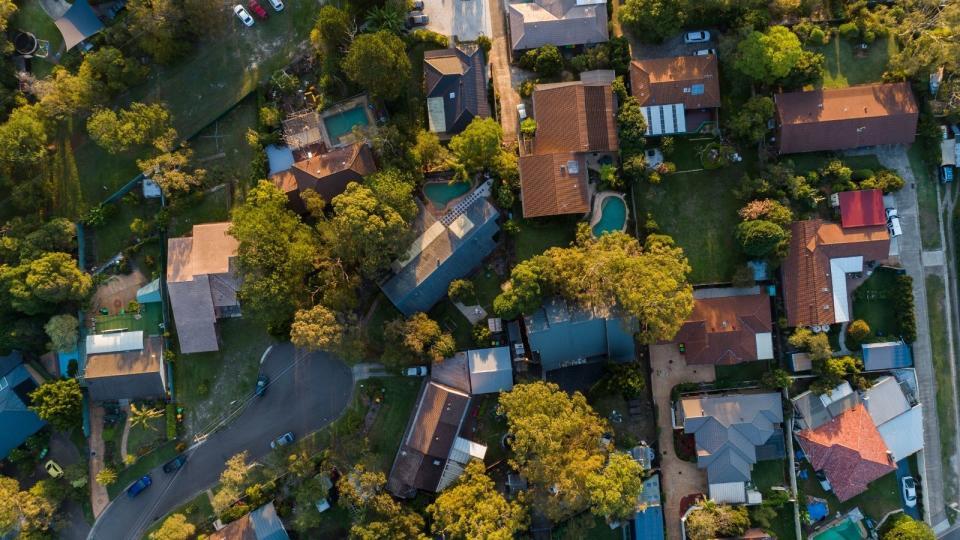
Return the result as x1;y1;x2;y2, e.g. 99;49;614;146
319;94;376;148
589;191;629;235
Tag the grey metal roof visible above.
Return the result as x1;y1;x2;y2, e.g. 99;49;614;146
524;298;637;371
467;346;513;394
861;341;913;370
0;364;45;460
792;385;860;430
508;0;609;50
863;376;911;426
249;502;289;540
424;48;490;136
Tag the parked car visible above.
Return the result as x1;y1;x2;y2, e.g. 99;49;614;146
271;431;295;449
248;0;268;19
902;476;918;507
887;215;903;237
815;470;832;492
255;373;269;396
162;455;187;473
517;103;527;120
268;0;284;11
885;207;898;220
405;366;428;377
44;460;63;478
410;0;424;10
694;48;717;56
233;5;255;26
684;30;711;44
127;475;153;498
406;13;429;28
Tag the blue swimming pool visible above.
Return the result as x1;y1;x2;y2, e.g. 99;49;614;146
324;106;370;145
813;518;866;540
592;196;627;236
424;181;470;207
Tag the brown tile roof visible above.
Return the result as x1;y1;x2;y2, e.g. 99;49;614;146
629;55;721;109
270;142;377;206
671;294;772;365
775;83;918;154
519;152;589;217
782;220;890;327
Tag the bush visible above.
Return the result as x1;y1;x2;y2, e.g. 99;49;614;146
809;27;828;45
861;169;905;193
408;29;449;48
851;169;875;181
520;118;537;137
447;279;475;304
519;79;536;98
847;319;871;342
166;403;177;441
838;22;860;41
477;35;492;57
893;275;917;342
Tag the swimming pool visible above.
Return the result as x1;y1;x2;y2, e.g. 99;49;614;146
323;105;370;146
813;518;866;540
592;195;627;236
424;181;471;208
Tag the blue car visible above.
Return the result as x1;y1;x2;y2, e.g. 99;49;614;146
126;475;152;498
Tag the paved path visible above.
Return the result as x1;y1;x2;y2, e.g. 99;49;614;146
486;0;519;149
87;344;353;540
650;344;715;540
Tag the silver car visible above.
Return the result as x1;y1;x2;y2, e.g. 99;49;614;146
233;5;254;26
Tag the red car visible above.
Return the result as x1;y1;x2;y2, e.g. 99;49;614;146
248;0;268;19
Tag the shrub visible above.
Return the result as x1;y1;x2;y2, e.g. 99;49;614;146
847;319;871;342
166;403;177;441
447;279;475;304
851;169;875;181
520;118;537;137
473;323;493;346
660;136;675;156
861;169;905;193
893;275;917;342
477;35;492;56
519;79;536;98
809;27;828;45
838;22;860;41
409;29;449;48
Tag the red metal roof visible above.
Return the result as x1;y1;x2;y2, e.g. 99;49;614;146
839;189;886;228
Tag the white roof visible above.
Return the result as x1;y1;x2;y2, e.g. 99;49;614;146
819;381;853;408
86;331;144;355
709;482;747;504
864;376;910;426
451;436;487;462
829;256;864;323
941;139;956;166
877;404;924;461
427;97;446;133
755;332;774;360
467;346;514;394
642;103;686;135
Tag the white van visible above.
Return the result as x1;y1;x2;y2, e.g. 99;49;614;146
887;215;903;237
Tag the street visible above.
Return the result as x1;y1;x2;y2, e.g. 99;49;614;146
86;343;353;540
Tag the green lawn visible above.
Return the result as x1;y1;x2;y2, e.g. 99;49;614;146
429;299;474;350
73;134;143;208
716;361;770;385
809;34;895;89
88;198;162;265
908;144;942;250
665;136;714;171
95;302;164;334
514;213;580;262
925;274;958;503
364;377;422;472
798;463;901;522
141;491;215;539
168;187;233;237
108;440;179;499
174;317;275;438
852;268;898;337
9;0;64;79
751;501;797;540
753;459;787;492
472;269;504;312
125;414;167;458
189;94;260;187
363;295;402;352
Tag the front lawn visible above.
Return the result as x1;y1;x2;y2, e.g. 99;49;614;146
925;274;958;502
125;412;168;459
809;34;895;89
365;377;422;472
851;268;898;337
108;440;179;499
797;462;901;522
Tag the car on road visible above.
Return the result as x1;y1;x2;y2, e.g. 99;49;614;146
268;0;284;11
902;476;917;507
694;48;717;56
517;103;527;120
411;0;424;10
684;30;711;44
234;5;255;26
248;0;268;19
271;431;295;449
255;373;269;396
406;13;429;28
405;365;428;377
815;470;832;492
44;460;64;478
126;475;153;498
162;455;187;473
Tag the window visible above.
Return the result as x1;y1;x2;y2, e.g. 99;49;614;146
0;377;7;391
691;84;705;96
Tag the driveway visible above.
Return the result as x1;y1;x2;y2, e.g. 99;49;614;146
422;0;492;41
895;459;922;520
650;344;715;540
486;0;519;148
87;344;353;540
629;31;717;61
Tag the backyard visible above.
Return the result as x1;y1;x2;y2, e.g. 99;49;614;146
751;459;796;540
9;0;63;79
852;268;899;338
514;213;580;263
715;360;770;385
808;34;895;89
925;274;958;503
168;186;233;238
798;463;901;523
89;196;162;266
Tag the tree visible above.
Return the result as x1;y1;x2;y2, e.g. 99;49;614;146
728;96;775;144
366;169;418;222
882;515;935;540
213;451;251;514
342;31;411;100
383;313;456;366
686;503;751;540
847;319;871;342
130;403;164;431
0;104;48;174
3;252;93;315
789;328;832;362
331;182;411;278
736;219;787;257
311;5;353;55
412;129;450;171
88;103;176;154
812;355;862;394
861;170;905;193
44;314;78;353
95;468;118;486
149;514;196;540
427;460;526;539
0;475;54;537
79;47;148;97
364;4;406;34
734;26;803;84
598;362;646;399
351;493;428;540
447;279;476;304
127;0;189;64
290;305;343;351
498;382;609;520
738;199;793;227
761;368;793;389
36;67;98;119
29;378;83;431
586;452;644;520
449;117;504;175
520;45;563;77
137;149;205;197
618;96;648;155
619;0;684;43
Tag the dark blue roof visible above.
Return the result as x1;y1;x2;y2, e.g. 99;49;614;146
861;341;913;370
0;364;46;459
525;298;637;371
250;502;289;540
634;505;665;540
0;351;23;378
424;48;491;136
53;0;104;50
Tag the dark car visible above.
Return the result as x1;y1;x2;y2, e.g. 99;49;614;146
126;475;152;498
248;0;268;19
271;431;295;449
255;374;269;396
162;455;187;474
405;13;428;28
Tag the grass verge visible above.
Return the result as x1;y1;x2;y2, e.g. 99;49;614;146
925;274;958;503
108;440;179;499
909;144;942;250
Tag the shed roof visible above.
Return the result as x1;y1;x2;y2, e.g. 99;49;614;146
861;341;913;370
839;189;886;228
53;0;104;51
467;346;513;394
86;331;144;355
633;505;665;540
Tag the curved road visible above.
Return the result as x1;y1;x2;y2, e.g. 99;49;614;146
87;343;353;540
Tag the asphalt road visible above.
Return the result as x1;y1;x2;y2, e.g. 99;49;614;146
87;343;353;540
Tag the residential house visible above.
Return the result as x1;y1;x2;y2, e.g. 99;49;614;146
861;341;913;371
781;219;890;328
838;189;886;229
792;381;860;431
507;0;608;52
629;55;721;135
270;142;377;213
83;331;166;402
380;194;500;317
0;352;45;460
524;298;637;372
675;392;784;504
669;289;773;366
387;381;487;497
863;375;923;462
775;83;919;154
794;402;896;501
424;48;490;139
519;73;619;218
167;222;241;354
281;109;324;151
431;346;514;395
208;501;289;540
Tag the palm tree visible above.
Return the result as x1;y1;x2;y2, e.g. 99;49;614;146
364;4;405;34
129;403;164;431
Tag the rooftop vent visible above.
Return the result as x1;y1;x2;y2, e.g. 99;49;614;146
449;92;456;99
567;160;579;174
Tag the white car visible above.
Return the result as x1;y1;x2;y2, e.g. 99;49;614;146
234;5;255;26
694;48;717;56
405;366;428;377
517;103;527;120
902;476;917;507
887;215;903;237
268;0;284;11
885;207;898;220
815;470;832;492
684;30;711;44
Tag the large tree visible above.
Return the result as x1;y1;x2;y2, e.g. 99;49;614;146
449;117;504;175
618;96;648;156
137;148;205;197
330;181;411;278
0;475;55;537
685;502;751;540
618;0;684;43
88;102;176;154
342;30;411;101
383;313;456;366
882;515;935;540
44;314;78;353
127;0;189;63
149;513;196;540
728;96;774;144
290;305;343;352
586;451;645;520
734;26;804;84
311;5;353;55
0;104;48;175
2;252;92;315
736;219;787;257
78;47;148;98
427;460;527;539
29;378;83;431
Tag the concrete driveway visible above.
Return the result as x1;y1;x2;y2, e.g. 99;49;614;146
422;0;492;41
650;344;715;540
87;344;353;540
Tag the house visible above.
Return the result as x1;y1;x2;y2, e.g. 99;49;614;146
863;375;923;461
380;195;500;317
281;109;324;150
387;381;487;497
633;474;664;540
432;346;514;395
507;0;608;52
629;55;721;135
675;392;784;504
861;341;913;370
794;403;896;501
781;219;890;328
775;83;919;154
519;74;619;218
83;332;166;402
838;189;886;229
424;48;490;139
0;352;45;460
792;381;860;431
167;223;241;354
524;298;636;372
208;501;289;540
669;289;773;366
270;142;377;213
